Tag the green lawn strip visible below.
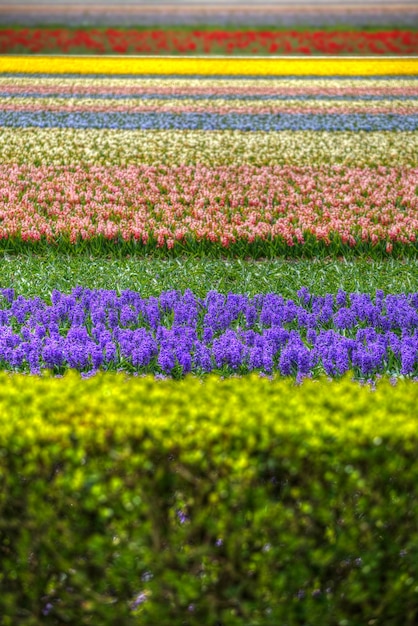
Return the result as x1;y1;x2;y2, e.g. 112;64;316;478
2;253;417;298
1;237;417;261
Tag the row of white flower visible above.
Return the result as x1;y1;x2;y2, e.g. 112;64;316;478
0;128;416;167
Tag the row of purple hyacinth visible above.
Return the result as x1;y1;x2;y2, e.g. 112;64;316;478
1;287;417;378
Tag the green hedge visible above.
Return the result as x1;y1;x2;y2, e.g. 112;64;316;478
0;373;417;625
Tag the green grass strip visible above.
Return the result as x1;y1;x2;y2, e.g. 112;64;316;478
2;253;417;298
0;235;417;261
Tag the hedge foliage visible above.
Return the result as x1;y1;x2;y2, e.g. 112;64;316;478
0;372;417;625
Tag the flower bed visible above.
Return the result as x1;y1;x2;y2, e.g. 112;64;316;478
0;69;417;256
1;27;417;56
0;164;416;254
1;287;417;379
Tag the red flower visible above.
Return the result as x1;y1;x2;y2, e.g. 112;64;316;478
0;27;417;55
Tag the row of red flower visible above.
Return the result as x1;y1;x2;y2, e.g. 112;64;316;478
1;28;417;55
0;164;416;252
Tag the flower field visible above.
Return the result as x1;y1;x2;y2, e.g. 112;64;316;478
0;56;417;382
0;59;418;261
1;43;418;626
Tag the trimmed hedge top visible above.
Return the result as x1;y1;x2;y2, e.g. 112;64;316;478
1;372;418;448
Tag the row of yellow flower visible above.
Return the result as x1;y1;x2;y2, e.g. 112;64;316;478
1;56;418;76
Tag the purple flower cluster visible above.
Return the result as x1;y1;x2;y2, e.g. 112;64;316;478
0;287;417;379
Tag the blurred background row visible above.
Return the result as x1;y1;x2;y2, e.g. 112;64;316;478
0;0;417;27
0;0;417;55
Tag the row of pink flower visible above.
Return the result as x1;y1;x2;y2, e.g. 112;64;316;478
0;164;416;249
5;101;416;115
2;81;418;99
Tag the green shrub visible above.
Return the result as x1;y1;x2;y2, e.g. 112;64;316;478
0;373;417;625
